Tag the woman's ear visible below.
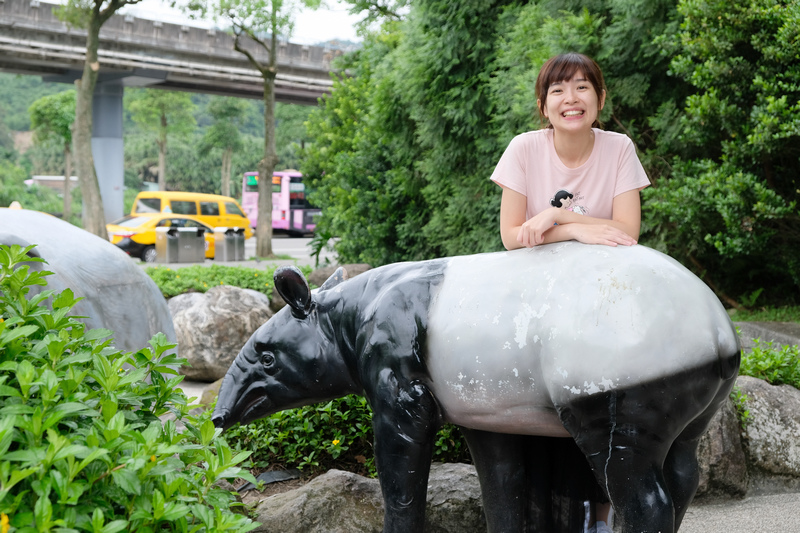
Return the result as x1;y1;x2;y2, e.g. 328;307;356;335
537;98;546;118
599;90;606;111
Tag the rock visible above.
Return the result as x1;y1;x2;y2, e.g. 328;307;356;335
252;463;485;533
737;376;800;493
167;292;205;318
696;397;748;497
307;263;372;288
199;378;224;408
170;286;273;381
253;469;383;533
423;463;485;532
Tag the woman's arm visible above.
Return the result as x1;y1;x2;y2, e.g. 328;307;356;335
499;187;642;250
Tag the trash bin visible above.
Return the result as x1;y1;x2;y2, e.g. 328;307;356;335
155;227;179;263
214;227;245;262
177;227;206;263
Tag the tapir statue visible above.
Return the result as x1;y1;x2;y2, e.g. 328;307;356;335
212;242;740;533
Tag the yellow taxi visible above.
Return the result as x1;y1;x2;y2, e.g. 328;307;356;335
130;191;253;239
106;213;215;262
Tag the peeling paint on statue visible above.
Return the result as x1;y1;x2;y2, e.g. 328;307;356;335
213;242;740;533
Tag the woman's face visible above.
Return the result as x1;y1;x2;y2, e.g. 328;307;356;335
538;70;605;134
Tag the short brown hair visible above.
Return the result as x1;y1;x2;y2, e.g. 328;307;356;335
535;53;606;129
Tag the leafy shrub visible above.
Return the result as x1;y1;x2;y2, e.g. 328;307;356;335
224;395;472;478
145;263;312;299
739;339;800;389
0;244;258;532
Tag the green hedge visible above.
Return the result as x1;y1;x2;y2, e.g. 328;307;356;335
145;263;313;299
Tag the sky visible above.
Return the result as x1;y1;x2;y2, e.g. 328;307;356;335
119;0;363;45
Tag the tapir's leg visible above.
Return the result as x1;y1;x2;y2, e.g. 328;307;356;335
461;429;536;532
370;373;440;533
559;390;677;533
462;429;587;533
664;361;739;529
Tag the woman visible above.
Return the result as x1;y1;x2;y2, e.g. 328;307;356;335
490;52;651;533
492;52;649;251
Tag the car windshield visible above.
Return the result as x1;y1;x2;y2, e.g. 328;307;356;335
112;215;154;228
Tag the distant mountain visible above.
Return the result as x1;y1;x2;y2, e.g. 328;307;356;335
316;39;361;53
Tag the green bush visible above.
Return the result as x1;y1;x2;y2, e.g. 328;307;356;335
224;394;472;478
739;339;800;389
0;244;258;532
145;263;313;299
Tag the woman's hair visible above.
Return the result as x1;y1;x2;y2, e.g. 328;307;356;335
535;53;606;129
550;189;574;208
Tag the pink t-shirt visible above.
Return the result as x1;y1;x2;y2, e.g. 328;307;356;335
490;128;650;220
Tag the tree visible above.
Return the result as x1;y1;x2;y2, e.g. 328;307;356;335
28;90;76;221
126;88;197;191
198;97;247;197
191;0;320;258
56;0;145;237
641;0;800;306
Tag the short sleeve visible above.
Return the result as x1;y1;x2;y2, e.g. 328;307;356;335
613;137;650;197
490;135;528;196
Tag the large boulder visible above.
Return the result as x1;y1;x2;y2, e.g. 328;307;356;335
169;286;272;381
695;396;748;497
0;208;176;351
737;375;800;493
252;463;485;533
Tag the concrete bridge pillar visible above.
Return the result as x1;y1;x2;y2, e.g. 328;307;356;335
91;79;124;223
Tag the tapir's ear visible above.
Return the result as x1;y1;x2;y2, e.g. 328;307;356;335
319;267;348;292
274;266;313;319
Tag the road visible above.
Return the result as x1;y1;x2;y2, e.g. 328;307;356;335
245;234;335;267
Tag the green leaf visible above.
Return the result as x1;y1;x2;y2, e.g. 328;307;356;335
111;467;142;495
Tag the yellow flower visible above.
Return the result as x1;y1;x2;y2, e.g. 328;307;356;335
150;455;156;462
254;273;258;277
332;439;340;446
1;512;9;533
176;275;180;279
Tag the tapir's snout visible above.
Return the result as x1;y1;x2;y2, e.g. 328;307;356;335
211;408;229;430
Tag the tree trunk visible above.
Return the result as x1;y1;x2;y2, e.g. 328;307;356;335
158;112;167;191
255;54;278;258
72;14;106;237
221;146;232;197
63;143;72;222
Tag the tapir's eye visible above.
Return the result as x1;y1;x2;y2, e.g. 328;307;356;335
261;352;275;368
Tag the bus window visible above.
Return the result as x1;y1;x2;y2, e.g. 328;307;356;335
244;174;282;192
136;197;161;213
245;175;259;193
200;202;220;216
172;201;197;215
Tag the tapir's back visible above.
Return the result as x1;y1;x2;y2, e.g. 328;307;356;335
426;242;738;435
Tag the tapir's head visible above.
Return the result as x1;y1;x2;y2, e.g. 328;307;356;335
212;266;355;431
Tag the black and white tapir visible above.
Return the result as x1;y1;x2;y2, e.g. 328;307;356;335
212;242;740;533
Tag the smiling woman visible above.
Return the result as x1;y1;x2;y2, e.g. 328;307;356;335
491;52;650;251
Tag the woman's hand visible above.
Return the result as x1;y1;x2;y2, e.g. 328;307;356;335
561;223;637;247
516;207;559;247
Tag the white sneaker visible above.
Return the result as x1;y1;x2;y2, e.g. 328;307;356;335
594;521;613;533
587;526;597;533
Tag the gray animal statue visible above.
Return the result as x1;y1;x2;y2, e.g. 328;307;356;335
0;208;176;352
212;242;740;533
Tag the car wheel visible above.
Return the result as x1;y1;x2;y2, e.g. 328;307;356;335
142;246;157;263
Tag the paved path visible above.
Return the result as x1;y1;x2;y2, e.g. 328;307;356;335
680;492;800;532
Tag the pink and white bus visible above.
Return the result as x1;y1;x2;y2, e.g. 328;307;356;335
241;170;320;235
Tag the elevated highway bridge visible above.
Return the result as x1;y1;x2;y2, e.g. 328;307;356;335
0;0;342;220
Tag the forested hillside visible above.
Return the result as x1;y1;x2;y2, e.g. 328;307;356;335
0;72;314;204
302;0;800;309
